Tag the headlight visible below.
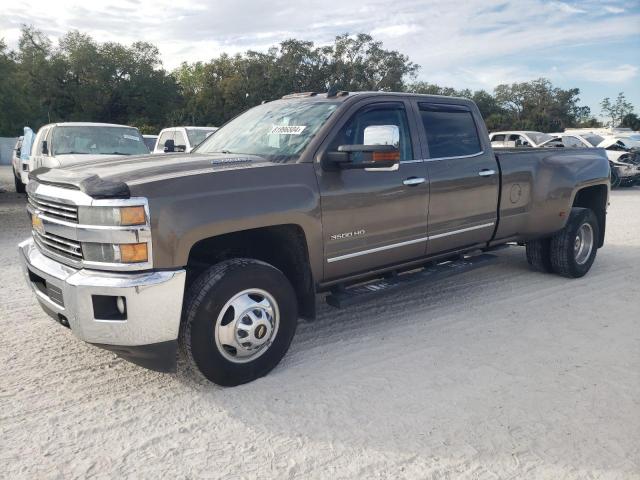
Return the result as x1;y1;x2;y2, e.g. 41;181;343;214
83;242;149;263
78;206;146;226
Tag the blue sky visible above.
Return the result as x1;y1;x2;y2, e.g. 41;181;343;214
2;0;639;119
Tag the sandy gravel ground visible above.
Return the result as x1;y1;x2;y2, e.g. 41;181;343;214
0;165;638;479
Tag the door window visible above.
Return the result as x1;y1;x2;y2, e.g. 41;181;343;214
35;128;50;156
419;104;482;158
157;131;174;151
330;103;413;162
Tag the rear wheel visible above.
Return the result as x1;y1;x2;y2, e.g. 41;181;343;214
14;172;26;194
180;258;298;386
525;238;553;273
550;208;599;278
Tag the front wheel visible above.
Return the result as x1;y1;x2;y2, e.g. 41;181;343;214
14;172;26;194
550;208;599;278
180;258;298;386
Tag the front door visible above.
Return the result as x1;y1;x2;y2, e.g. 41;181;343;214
415;102;499;255
316;99;430;281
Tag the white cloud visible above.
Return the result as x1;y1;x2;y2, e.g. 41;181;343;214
371;24;421;38
566;63;639;83
1;0;638;108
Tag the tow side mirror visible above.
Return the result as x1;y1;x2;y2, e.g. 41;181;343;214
321;124;401;170
322;144;400;170
41;140;48;155
164;139;175;153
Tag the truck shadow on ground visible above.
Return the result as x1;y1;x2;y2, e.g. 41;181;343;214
171;242;638;468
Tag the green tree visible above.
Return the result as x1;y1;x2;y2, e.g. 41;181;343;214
620;113;640;131
601;93;634;127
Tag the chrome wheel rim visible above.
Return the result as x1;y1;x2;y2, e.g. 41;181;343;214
214;289;279;364
574;223;594;265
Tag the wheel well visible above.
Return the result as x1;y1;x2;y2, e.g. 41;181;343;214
572;185;607;247
186;225;316;320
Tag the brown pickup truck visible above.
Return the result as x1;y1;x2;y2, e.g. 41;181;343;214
19;92;610;386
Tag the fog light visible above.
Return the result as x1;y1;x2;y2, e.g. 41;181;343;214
116;296;126;315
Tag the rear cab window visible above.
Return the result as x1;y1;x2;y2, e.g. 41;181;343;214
418;103;482;158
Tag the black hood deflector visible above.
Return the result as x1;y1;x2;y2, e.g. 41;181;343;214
30;168;131;199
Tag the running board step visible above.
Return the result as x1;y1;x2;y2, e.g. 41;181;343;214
325;253;497;309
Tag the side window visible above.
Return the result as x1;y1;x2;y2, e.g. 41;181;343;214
157;131;173;151
330;103;413;162
419;104;482;158
491;134;505;142
174;131;187;150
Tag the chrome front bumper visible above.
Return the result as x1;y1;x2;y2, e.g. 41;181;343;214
19;238;186;347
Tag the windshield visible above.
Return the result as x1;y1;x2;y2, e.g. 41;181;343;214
186;128;217;147
195;100;340;161
52;126;148;156
528;132;554;145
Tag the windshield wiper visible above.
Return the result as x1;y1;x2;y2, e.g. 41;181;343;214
57;151;90;155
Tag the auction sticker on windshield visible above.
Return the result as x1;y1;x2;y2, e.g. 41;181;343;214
270;125;306;135
123;134;140;141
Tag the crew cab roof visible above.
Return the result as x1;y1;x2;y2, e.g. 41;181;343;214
277;91;478;107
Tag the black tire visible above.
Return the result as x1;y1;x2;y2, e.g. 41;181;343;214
14;172;26;194
610;165;621;189
180;258;298;386
525;238;553;273
550;208;599;278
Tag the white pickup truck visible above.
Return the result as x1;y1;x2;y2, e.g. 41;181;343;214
152;126;218;154
489;131;555;148
25;122;148;184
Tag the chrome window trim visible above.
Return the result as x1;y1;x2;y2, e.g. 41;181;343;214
28;181;153;272
425;151;485;162
327;222;494;263
393;151;486;165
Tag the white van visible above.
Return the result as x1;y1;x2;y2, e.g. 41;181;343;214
26;122;148;184
153;126;218;154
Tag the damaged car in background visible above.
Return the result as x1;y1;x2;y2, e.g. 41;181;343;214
538;133;640;188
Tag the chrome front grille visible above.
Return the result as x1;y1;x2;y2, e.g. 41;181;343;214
33;229;83;262
28;196;78;223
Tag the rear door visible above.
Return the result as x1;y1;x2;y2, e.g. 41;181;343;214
415;102;499;255
316;98;429;280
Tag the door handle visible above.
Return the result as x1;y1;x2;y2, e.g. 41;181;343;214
403;177;426;186
478;169;496;177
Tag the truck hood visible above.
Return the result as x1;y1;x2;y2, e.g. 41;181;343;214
29;153;275;198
